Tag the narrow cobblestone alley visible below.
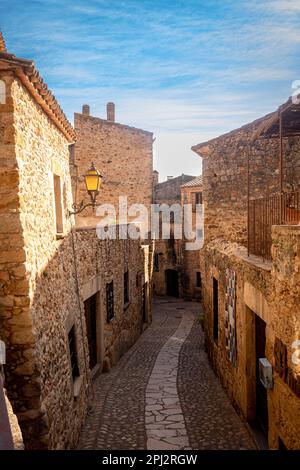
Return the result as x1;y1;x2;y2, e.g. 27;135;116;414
77;298;256;450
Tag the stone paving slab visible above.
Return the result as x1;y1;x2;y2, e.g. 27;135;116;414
145;309;194;450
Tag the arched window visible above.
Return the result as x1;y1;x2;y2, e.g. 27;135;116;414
0;80;6;104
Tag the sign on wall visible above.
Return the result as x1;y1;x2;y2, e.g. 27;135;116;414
225;269;237;367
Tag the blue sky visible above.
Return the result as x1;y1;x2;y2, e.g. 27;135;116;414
1;0;300;180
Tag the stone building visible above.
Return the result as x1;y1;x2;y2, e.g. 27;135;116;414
73;103;154;233
154;173;194;206
181;176;203;300
192;99;300;449
0;35;153;449
153;174;203;300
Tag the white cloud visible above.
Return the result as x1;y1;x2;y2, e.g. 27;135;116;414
269;0;300;12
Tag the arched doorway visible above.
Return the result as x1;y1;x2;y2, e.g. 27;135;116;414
165;269;179;297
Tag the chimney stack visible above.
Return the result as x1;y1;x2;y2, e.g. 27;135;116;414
82;104;90;116
107;102;115;122
153;170;159;187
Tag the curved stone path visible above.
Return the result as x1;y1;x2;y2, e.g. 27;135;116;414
77;298;255;450
145;310;194;450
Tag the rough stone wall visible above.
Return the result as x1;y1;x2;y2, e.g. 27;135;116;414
0;75;89;450
200;228;300;449
197;120;300;245
73;112;153;227
268;225;300;449
153;178;203;300
0;77;152;450
75;228;152;368
153;236;184;297
180;185;202;300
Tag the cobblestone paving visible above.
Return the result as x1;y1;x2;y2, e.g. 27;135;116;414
178;304;256;450
78;298;256;450
77;300;182;450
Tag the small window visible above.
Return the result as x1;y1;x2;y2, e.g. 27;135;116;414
124;271;129;306
196;192;202;205
154;253;159;272
53;174;63;234
69;143;75;165
192;192;202;211
68;325;79;381
213;277;219;342
0;80;6;104
106;281;114;322
196;272;202;288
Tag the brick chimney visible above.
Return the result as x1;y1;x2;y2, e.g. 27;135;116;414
107;102;115;122
82;104;90;116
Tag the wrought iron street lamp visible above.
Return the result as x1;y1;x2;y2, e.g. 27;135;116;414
69;163;102;215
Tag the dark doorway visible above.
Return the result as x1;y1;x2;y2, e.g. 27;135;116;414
141;282;148;323
255;314;268;437
213;277;219;342
84;294;98;370
165;269;179;297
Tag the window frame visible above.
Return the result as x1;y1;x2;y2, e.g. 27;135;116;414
68;325;80;382
123;271;130;308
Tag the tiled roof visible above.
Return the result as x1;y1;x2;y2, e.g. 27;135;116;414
181;175;202;188
0;32;75;142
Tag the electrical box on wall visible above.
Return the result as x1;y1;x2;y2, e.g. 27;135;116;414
259;358;273;389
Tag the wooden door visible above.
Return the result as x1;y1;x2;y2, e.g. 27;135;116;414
255;315;268;436
84;294;97;369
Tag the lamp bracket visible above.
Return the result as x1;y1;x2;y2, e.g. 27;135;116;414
68;191;98;216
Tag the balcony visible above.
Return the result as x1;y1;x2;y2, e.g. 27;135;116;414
248;191;300;260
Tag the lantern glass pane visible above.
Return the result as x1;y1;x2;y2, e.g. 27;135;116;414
85;173;99;192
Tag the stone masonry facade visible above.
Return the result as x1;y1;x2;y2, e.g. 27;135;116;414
192;110;300;449
0;40;153;449
193;118;300;245
153;175;202;301
73;105;153;230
